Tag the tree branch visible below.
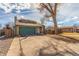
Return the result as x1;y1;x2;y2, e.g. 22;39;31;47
40;3;52;13
47;3;55;16
54;3;58;16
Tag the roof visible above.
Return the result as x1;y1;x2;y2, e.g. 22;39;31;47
16;19;42;27
18;19;38;24
59;26;79;29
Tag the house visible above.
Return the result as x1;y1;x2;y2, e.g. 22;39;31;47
46;26;61;34
15;19;45;36
3;24;14;37
45;26;79;34
60;26;79;33
45;27;55;34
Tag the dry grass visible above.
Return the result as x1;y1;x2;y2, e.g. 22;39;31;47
60;32;79;40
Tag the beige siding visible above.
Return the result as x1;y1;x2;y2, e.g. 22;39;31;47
16;26;19;36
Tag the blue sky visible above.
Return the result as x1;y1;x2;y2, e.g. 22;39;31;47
57;3;79;27
0;3;79;28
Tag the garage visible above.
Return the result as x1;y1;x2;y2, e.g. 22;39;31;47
15;19;45;36
19;26;36;36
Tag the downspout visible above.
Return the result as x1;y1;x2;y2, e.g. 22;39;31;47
14;16;17;36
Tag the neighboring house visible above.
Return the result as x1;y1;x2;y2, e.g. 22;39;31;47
46;26;79;34
46;27;55;34
60;26;79;33
15;19;45;36
0;29;5;36
3;25;14;37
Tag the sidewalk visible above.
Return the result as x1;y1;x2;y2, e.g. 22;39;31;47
7;37;21;56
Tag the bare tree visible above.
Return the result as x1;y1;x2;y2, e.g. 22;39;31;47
39;3;58;34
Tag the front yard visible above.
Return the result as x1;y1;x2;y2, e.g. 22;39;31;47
60;32;79;40
1;33;79;56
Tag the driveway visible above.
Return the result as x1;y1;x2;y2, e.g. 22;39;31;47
7;35;79;56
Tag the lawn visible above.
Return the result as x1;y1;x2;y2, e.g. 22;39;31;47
60;32;79;40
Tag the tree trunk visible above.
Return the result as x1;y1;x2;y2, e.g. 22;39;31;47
52;16;58;34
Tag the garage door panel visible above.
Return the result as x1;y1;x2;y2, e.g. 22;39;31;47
19;26;36;36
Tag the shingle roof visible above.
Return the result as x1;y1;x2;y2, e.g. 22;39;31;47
18;19;38;24
16;19;42;27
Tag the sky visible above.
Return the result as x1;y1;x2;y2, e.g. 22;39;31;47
57;3;79;27
0;3;79;28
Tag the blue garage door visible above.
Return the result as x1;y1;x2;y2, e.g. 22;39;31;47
19;26;36;36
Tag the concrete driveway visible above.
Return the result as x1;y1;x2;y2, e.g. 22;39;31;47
7;35;79;56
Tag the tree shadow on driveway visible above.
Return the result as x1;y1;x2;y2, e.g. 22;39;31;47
39;35;79;56
48;35;79;43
